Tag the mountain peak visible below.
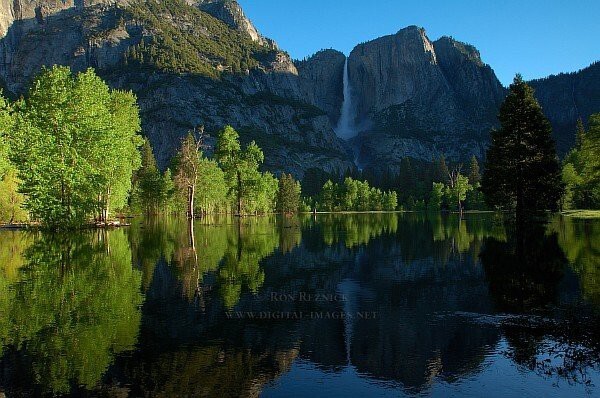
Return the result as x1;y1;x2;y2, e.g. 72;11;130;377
434;36;484;66
195;0;278;49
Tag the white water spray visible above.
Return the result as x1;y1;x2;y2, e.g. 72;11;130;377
335;58;357;140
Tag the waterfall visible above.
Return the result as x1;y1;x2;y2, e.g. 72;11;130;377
335;58;356;139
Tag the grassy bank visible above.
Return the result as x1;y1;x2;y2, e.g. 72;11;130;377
561;210;600;219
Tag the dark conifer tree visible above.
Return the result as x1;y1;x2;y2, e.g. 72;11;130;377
481;75;564;216
468;155;481;186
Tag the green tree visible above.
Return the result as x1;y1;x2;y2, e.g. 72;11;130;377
320;180;336;211
9;67;142;227
134;139;164;214
195;157;228;215
215;125;270;215
481;75;564;216
174;130;204;219
562;114;600;208
383;191;398;211
277;173;301;214
445;170;472;216
0;92;13;177
0;169;27;223
428;182;445;212
97;90;143;222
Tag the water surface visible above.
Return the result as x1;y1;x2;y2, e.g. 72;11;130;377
0;213;598;397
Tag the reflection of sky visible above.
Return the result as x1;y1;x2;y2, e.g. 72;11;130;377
262;339;596;397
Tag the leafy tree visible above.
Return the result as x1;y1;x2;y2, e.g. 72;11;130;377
215;125;271;215
481;75;564;216
316;177;397;212
383;191;398;211
9;67;142;227
428;182;445;212
277;173;301;214
98;90;143;222
0;92;13;178
562;114;600;208
246;171;278;214
320;180;336;211
174;129;205;219
444;170;472;215
194;157;228;215
0;169;27;223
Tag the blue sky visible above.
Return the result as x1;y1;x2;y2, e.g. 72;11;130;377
238;0;600;86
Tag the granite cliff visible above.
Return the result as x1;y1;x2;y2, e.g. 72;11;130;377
0;0;598;177
0;0;354;177
530;62;600;153
344;26;505;171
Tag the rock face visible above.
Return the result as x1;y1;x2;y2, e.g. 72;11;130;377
346;26;505;171
0;0;598;177
296;49;346;125
195;0;277;49
530;62;600;154
0;0;354;177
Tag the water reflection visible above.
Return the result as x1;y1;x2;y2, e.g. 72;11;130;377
0;214;598;396
0;230;143;395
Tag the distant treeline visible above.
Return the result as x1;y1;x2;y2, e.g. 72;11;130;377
302;155;485;214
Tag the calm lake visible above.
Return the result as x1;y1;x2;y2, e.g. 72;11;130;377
0;213;599;397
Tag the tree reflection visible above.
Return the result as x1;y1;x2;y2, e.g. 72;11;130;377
317;213;399;248
481;219;566;312
481;216;600;386
0;230;143;395
136;216;281;309
550;216;600;307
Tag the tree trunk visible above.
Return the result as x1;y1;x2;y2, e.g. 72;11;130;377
188;185;195;219
237;171;242;216
104;189;110;225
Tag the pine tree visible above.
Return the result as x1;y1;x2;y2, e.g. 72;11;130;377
481;75;564;217
134;139;163;215
468;155;481;186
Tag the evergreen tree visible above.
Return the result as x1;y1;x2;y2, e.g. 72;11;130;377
435;155;450;183
134;139;164;215
277;173;301;214
468;155;481;186
481;75;564;216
